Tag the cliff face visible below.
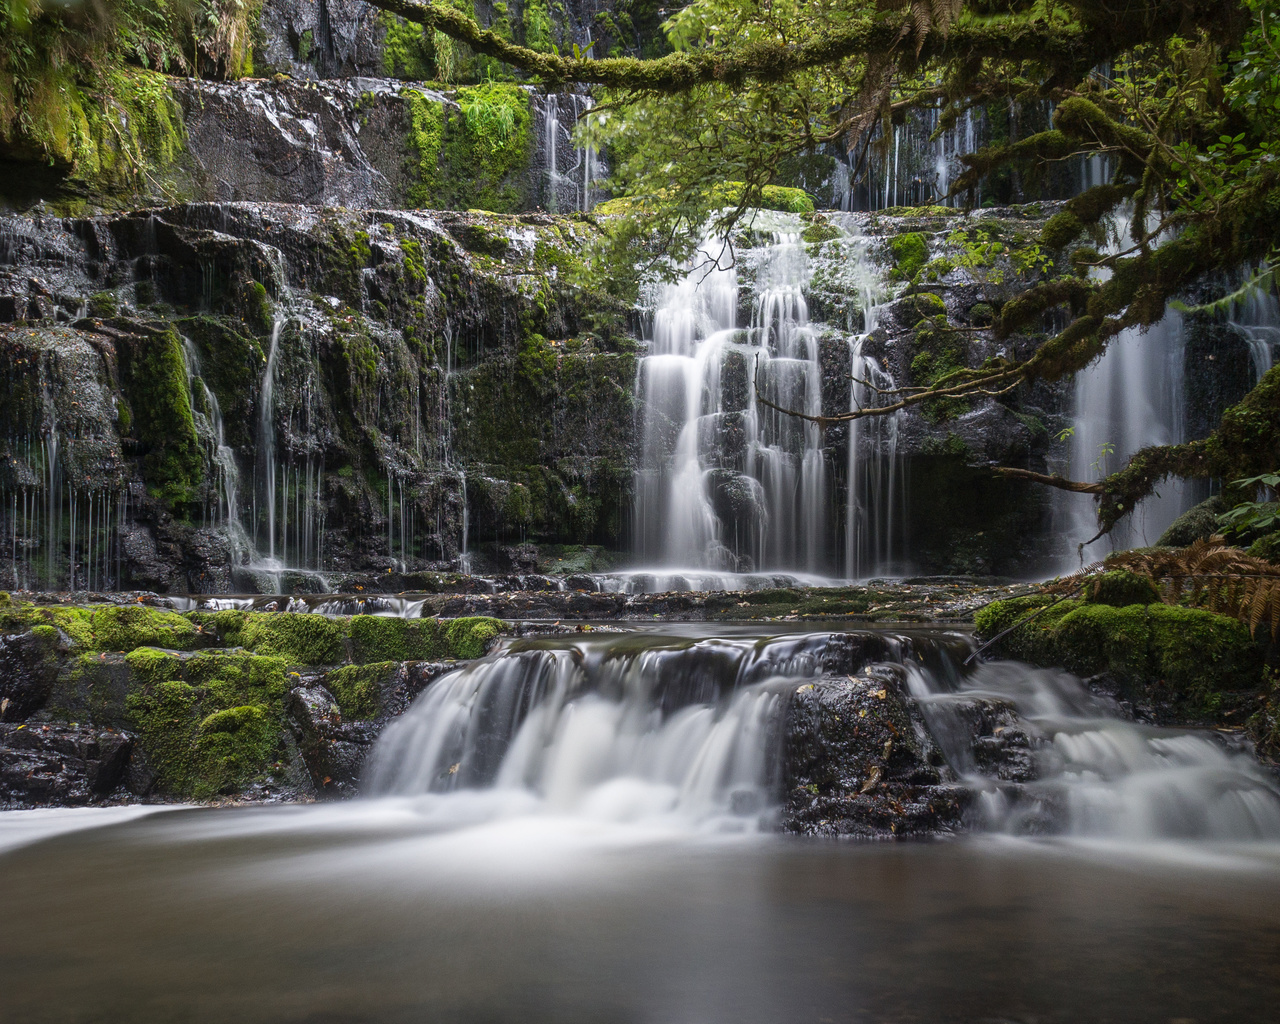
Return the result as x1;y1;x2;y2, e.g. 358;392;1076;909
0;200;1257;591
0;204;635;592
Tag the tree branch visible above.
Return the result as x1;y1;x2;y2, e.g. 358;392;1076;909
362;0;1229;92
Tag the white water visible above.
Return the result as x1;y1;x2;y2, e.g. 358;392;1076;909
633;220;833;575
366;635;819;830
363;628;1280;844
907;659;1280;840
1061;215;1191;561
1228;276;1280;382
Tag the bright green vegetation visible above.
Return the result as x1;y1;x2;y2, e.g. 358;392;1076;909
320;662;397;719
0;1;262;205
115;327;205;512
975;595;1269;738
596;182;814;217
0;595;504;798
405;81;533;211
888;232;928;282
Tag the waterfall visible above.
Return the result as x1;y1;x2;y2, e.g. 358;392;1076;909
363;627;1280;841
845;331;903;577
1227;275;1280;382
366;632;836;827
1062;214;1191;559
633;221;830;575
1064;309;1188;554
179;335;246;549
534;91;604;214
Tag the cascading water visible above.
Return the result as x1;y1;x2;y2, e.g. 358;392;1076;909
368;632;832;828
1228;276;1280;382
904;658;1280;839
633;221;830;578
1061;214;1191;559
364;626;1280;842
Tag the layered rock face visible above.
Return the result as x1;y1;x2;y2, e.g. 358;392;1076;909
0;204;635;592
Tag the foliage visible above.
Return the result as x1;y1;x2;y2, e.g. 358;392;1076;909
366;0;1277;538
1047;537;1280;638
1218;473;1280;537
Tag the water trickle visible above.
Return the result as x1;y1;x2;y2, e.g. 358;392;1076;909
1227;274;1280;382
533;91;604;214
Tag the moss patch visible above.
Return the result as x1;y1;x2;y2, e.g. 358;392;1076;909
975;597;1265;716
240;613;347;665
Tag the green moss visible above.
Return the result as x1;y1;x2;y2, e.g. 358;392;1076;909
195;705;276;796
435;82;533;212
116;328;204;511
889;232;928;281
125;680;202;793
1148;605;1261;698
1083;570;1161;607
348;615;446;663
297;28;314;64
124;647;182;686
1041;210;1084;249
321;662;399;719
523;0;554;51
975;597;1265;706
381;12;433;78
87;292;118;318
911;292;946;319
122;643;292;799
801;219;841;244
446;616;503;659
91;605;199;652
241;613;346;665
969;302;995;326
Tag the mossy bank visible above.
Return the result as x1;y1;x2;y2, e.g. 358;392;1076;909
0;594;504;805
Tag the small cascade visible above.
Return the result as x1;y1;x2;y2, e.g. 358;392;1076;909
906;659;1280;840
633;221;831;574
1228;276;1280;382
179;336;247;553
533;91;605;213
365;632;841;827
244;292;330;592
831;106;985;211
362;627;1280;842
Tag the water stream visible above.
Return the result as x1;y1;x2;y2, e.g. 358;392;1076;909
4;625;1280;1021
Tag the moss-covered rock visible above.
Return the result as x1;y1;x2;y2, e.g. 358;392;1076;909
446;616;503;659
320;662;398;720
975;597;1266;716
240;613;347;665
348;615;446;663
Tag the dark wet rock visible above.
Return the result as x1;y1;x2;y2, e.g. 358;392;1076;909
939;696;1042;783
0;628;63;721
0;723;134;807
287;661;453;796
781;669;968;838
